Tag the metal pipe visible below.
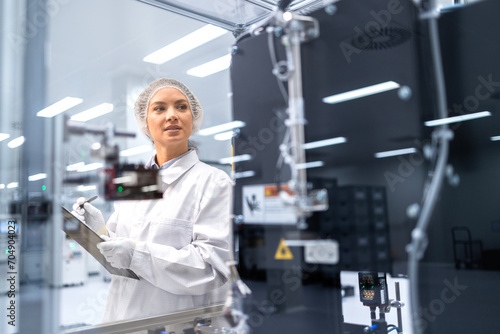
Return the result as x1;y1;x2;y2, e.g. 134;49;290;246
395;282;403;332
135;0;269;32
408;1;452;332
285;22;308;218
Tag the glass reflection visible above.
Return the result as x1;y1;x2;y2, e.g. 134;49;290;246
47;0;236;332
3;0;499;333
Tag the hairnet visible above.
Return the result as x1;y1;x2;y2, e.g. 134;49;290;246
134;78;203;141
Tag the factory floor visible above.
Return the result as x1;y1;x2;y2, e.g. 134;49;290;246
1;262;499;333
59;274;111;330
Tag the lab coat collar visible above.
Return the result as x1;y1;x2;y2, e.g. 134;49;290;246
158;150;199;185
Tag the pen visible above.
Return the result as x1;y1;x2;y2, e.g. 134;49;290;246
79;195;98;209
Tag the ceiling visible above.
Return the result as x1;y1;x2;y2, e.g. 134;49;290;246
229;0;500;179
134;0;334;31
46;0;348;169
47;0;237;165
47;0;497;175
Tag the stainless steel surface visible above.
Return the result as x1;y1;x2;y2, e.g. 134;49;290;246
63;303;225;334
287;22;308;213
276;12;320;222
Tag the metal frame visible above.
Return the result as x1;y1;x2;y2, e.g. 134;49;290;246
134;0;335;34
135;0;272;32
63;304;225;334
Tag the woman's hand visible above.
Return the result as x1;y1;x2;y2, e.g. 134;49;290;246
71;197;108;236
97;236;136;269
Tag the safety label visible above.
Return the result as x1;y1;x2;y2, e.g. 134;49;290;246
242;184;296;224
274;238;294;260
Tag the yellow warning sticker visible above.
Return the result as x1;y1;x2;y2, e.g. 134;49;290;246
274;238;294;260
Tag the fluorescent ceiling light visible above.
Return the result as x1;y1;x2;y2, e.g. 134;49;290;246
187;54;231;78
0;133;10;142
375;147;417;158
77;163;103;172
67;162;85;171
0;184;4;189
198;120;246;136
304;137;347;150
424;111;491;127
119;145;153;157
70;103;113;122
37;97;83;118
322;81;400;104
214;131;234;141
296;161;324;169
29;173;47;181
234;170;256;179
143;24;228;64
7;182;18;189
7;136;24;148
114;176;136;184
219;154;252;164
490;135;500;141
77;185;97;192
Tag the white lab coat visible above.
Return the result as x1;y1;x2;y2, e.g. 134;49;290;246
101;150;232;323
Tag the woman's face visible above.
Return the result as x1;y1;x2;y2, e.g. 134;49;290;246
146;87;193;151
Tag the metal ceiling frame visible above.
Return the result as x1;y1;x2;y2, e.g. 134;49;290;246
135;0;334;33
135;0;272;33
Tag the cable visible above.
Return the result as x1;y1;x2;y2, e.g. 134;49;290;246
378;308;386;320
275;115;290;191
407;2;452;333
268;30;289;102
267;18;293;195
370;306;377;320
388;326;402;333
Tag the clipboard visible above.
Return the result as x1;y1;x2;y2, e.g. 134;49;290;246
61;206;139;280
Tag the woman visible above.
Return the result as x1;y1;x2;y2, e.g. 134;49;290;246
73;78;232;323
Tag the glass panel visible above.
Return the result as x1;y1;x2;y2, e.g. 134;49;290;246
230;0;499;334
134;0;336;31
2;0;494;333
45;0;236;332
137;0;272;30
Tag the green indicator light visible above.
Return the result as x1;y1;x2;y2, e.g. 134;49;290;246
69;242;76;249
42;185;46;190
118;186;123;192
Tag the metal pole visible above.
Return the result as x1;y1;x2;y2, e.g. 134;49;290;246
395;282;403;332
285;20;308;222
18;0;61;333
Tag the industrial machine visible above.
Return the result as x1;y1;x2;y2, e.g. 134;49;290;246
230;0;424;332
63;119;164;201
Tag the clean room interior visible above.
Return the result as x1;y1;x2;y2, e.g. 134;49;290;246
1;0;500;333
